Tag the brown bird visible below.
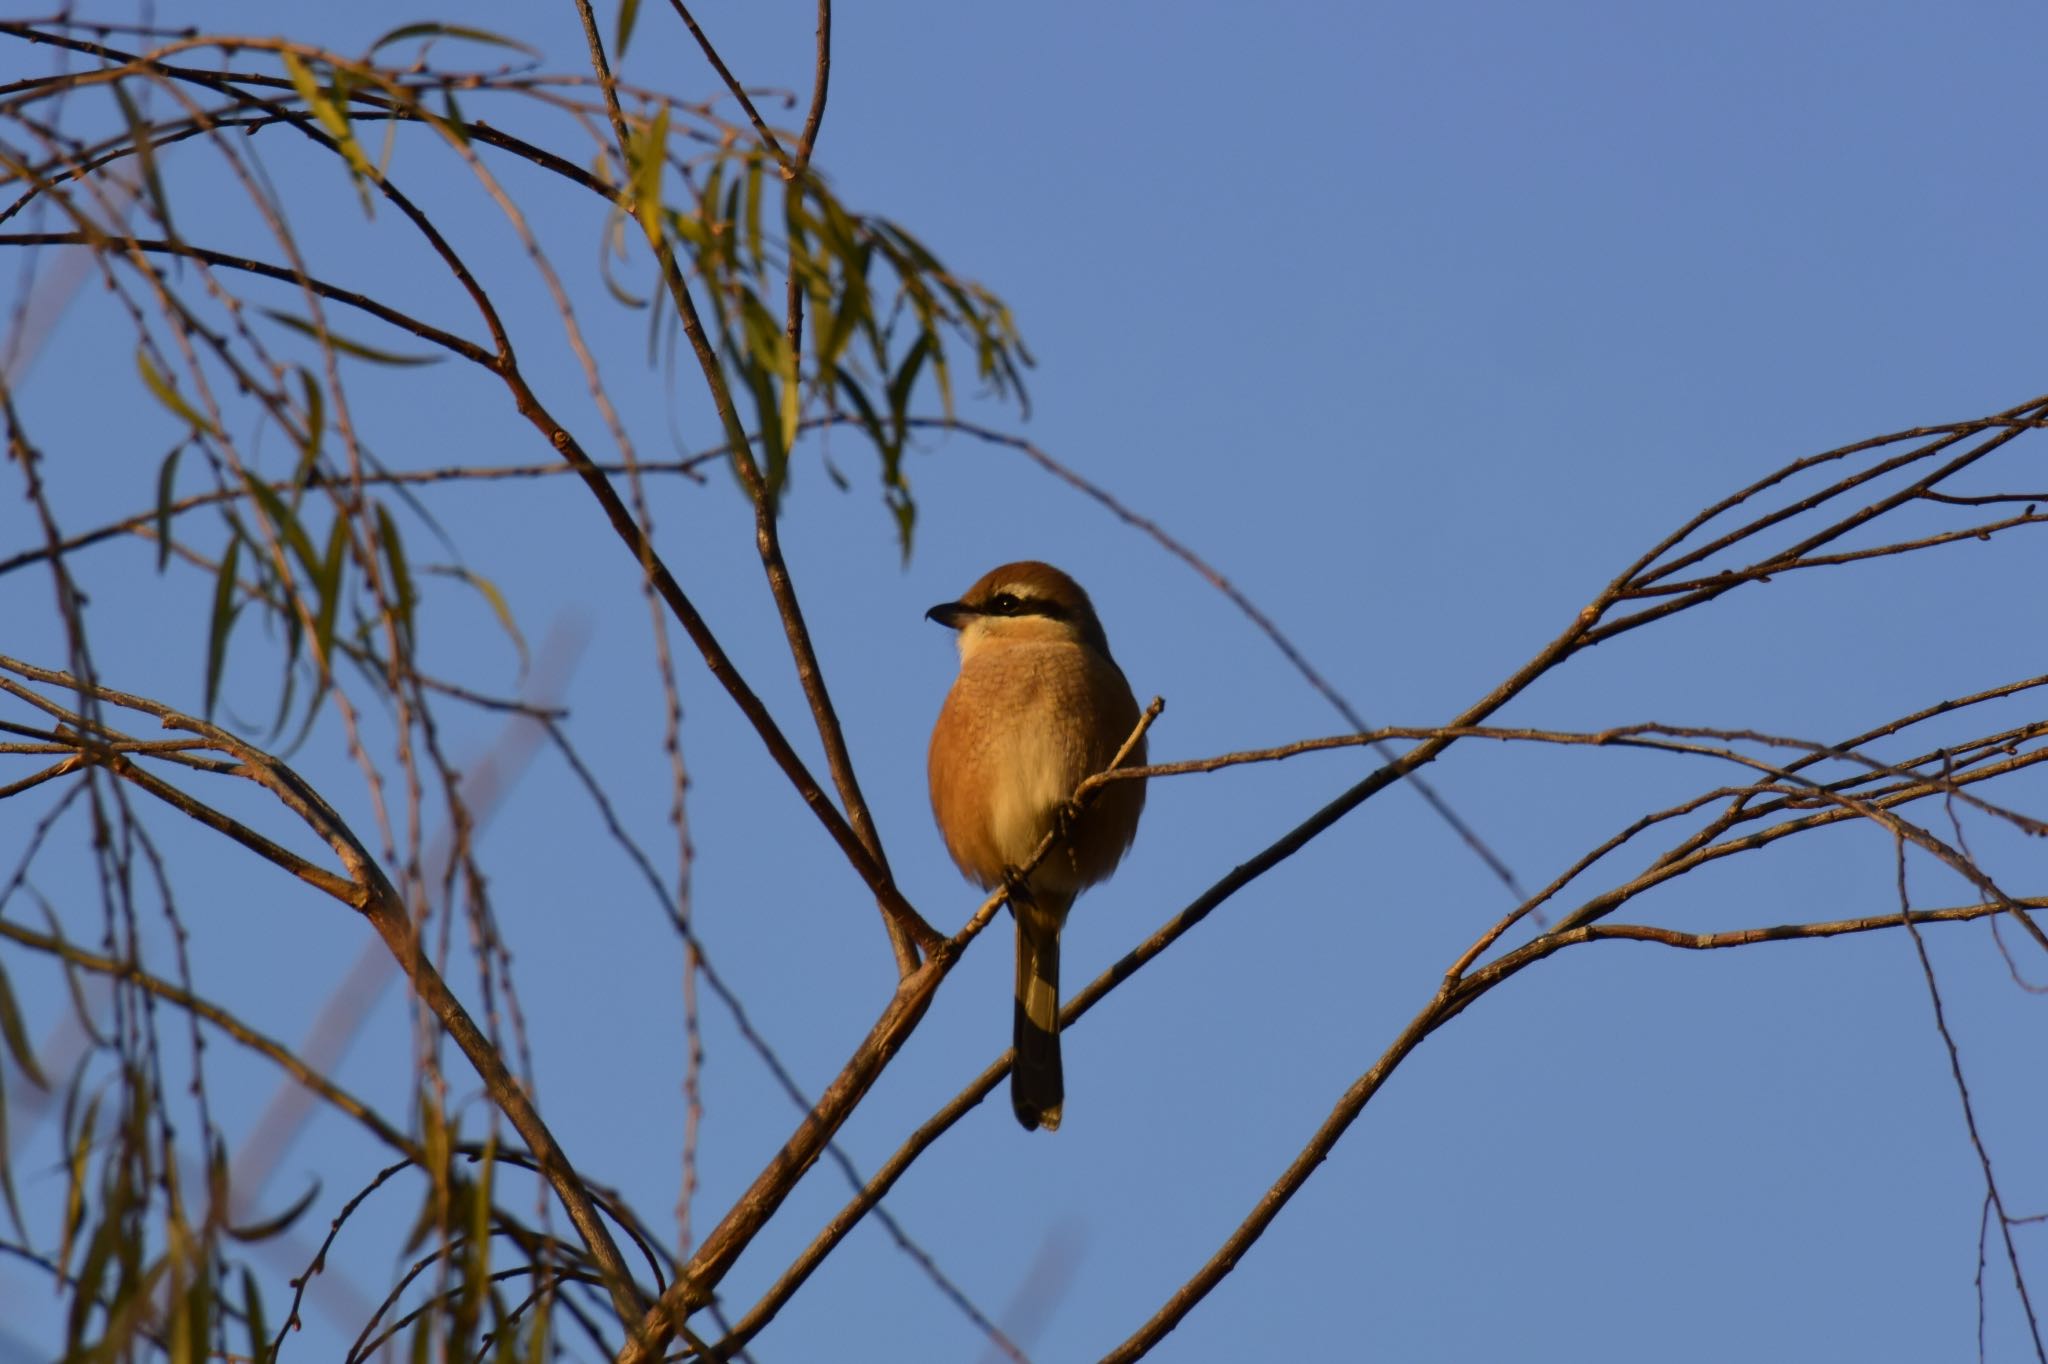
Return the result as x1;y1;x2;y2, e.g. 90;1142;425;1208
927;561;1146;1131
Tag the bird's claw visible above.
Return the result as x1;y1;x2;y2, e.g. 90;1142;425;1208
1001;867;1035;910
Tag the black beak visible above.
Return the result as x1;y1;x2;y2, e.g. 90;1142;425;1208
925;600;974;629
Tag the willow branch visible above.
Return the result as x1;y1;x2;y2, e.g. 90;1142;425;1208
626;702;1160;1363
0;657;649;1329
1104;883;2043;1361
574;0;915;973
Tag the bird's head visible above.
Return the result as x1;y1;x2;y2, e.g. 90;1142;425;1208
926;560;1113;659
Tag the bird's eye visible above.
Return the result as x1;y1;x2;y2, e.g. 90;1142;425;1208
987;593;1022;615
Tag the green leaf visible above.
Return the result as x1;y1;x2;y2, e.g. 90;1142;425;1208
154;444;183;572
615;0;642;58
886;331;931;444
110;80;176;242
461;1140;496;1339
423;565;528;671
889;491;917;564
879;220;945;276
58;1089;99;1273
68;1210;118;1344
227;1179;321;1243
312;513;348;677
722;169;746;270
241;1268;269;1364
280;50;378;210
0;963;44;1091
665;204;714;253
439;87;470;146
205;535;242;719
295;366;325;471
629;106;670;240
0;1069;21;1241
835;365;889;456
271;605;304;741
599;219;652;310
367;22;540;58
241;472;318;583
526;1288;550;1364
701;160;730;267
261;308;442;366
744;153;765;273
174;1238;211;1364
136;347;216;435
377;503;416;646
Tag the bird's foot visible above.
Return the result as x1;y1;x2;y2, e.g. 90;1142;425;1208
1050;798;1084;844
1001;867;1036;911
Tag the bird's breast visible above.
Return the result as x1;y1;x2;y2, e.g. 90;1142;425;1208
928;641;1145;901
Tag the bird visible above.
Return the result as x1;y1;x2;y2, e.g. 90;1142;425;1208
926;561;1146;1131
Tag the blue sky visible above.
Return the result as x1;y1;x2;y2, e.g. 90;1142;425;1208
4;3;2048;1360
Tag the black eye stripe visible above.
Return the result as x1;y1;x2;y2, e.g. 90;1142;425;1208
982;592;1068;620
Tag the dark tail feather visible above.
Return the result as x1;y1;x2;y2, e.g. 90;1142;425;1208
1012;910;1063;1131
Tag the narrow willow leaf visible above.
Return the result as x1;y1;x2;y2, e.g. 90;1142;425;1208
0;964;45;1091
439;87;470;146
227;1180;321;1243
599;221;652;310
630;106;670;239
68;1212;119;1345
701;160;729;266
879;219;945;276
665;205;716;259
312;514;347;679
240;1269;269;1364
280;50;377;210
890;491;917;564
722;171;745;273
58;1090;99;1274
835;365;888;455
376;503;416;645
0;1071;22;1240
614;0;642;58
204;536;242;719
924;324;955;416
525;1290;550;1364
154;444;183;572
886;332;931;444
295;366;325;469
261;309;442;366
368;22;540;58
269;605;304;745
816;239;873;380
110;81;176;241
423;566;528;671
241;473;318;582
174;1246;210;1364
135;348;215;435
644;253;667;363
778;363;801;456
744;154;765;273
739;350;787;501
461;1141;496;1340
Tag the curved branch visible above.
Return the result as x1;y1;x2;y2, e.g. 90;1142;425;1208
0;657;651;1329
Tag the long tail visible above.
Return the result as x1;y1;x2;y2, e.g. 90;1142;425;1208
1012;900;1065;1131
